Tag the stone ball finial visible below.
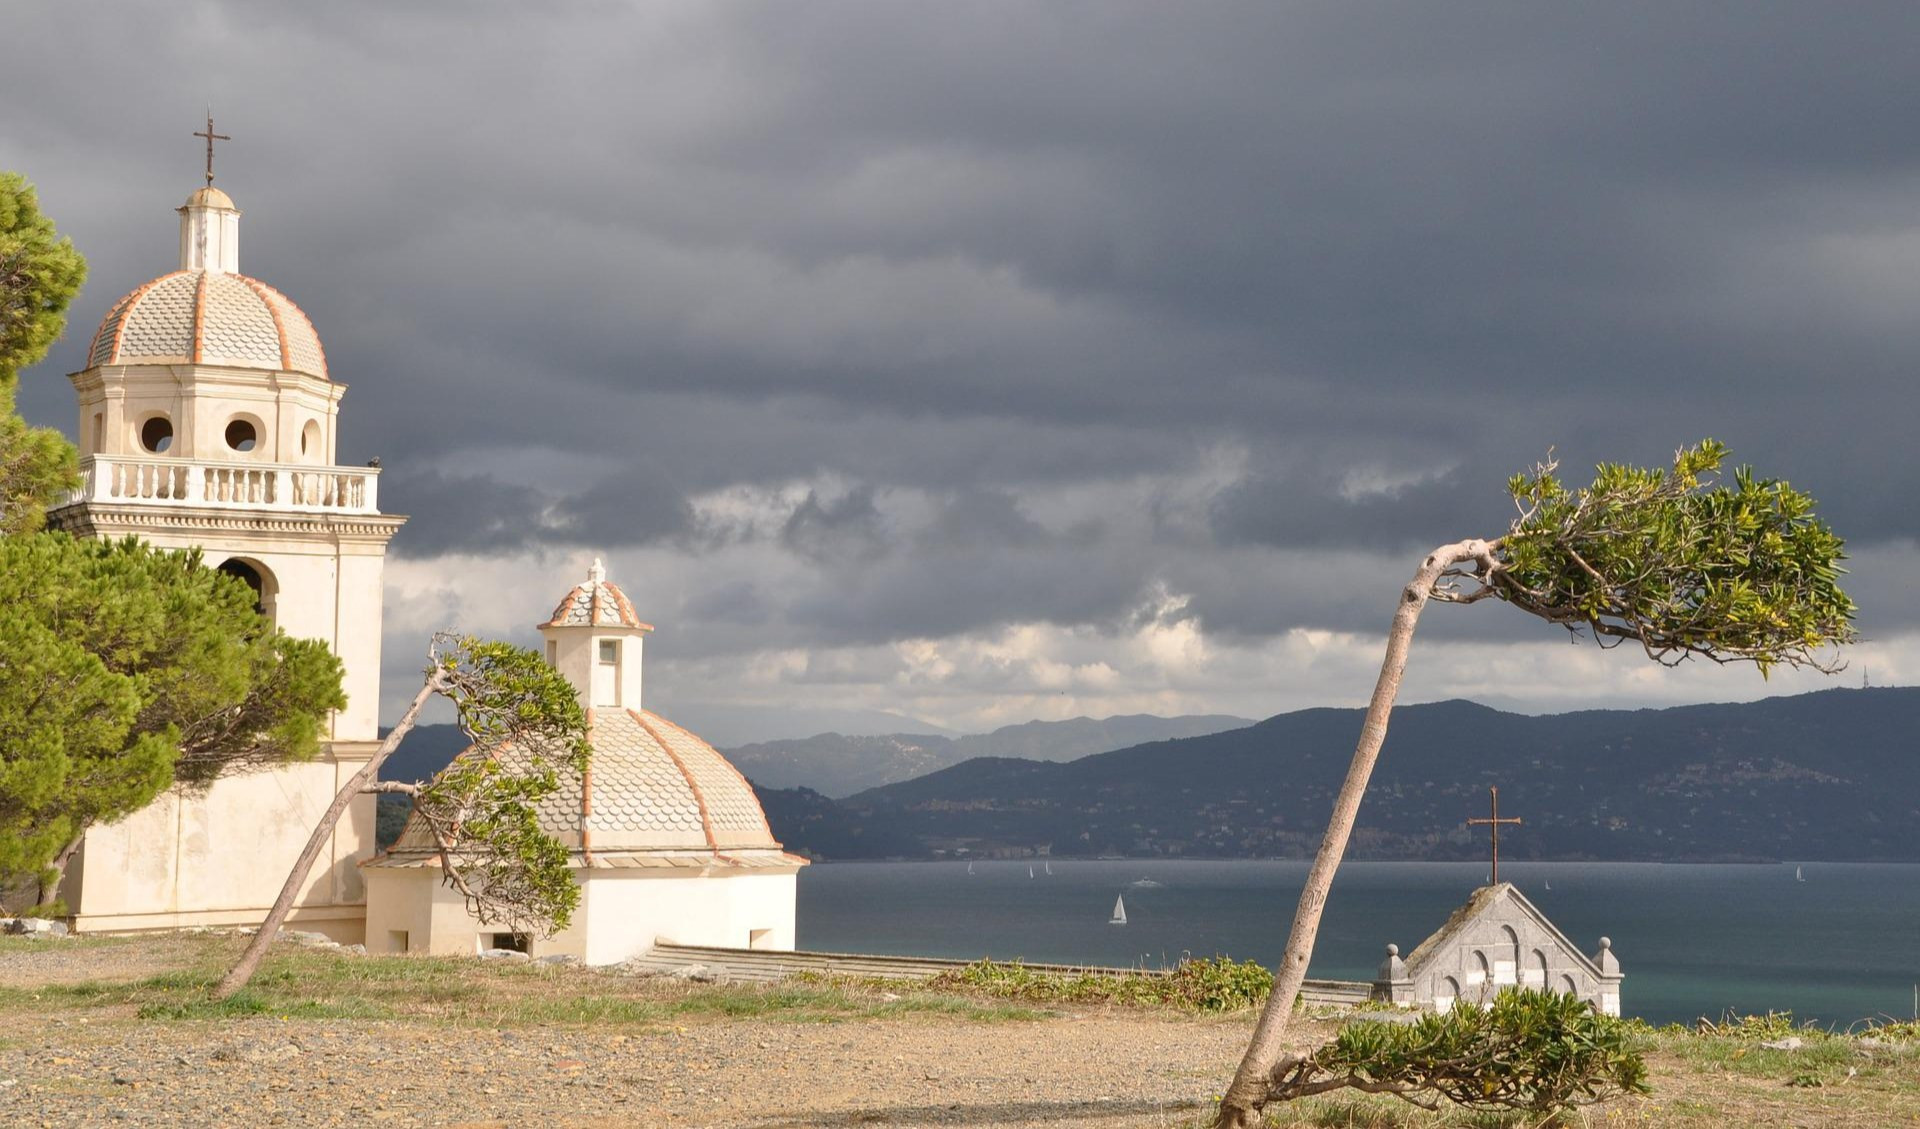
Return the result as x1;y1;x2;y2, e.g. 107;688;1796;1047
1598;937;1612;950
1385;943;1399;957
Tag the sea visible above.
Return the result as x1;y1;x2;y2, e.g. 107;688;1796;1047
795;859;1920;1028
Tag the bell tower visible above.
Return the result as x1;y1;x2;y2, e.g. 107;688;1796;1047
46;164;406;940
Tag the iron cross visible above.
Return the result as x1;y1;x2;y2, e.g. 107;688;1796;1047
1467;785;1522;885
193;113;231;187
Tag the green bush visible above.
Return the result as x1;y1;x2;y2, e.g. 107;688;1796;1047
1268;988;1649;1115
932;956;1270;1012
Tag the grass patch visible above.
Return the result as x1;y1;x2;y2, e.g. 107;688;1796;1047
930;955;1271;1012
0;933;1045;1029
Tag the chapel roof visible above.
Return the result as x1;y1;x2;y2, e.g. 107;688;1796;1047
541;558;652;631
368;708;802;870
1402;882;1601;979
86;269;328;379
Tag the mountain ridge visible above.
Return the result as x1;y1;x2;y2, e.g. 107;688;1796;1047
755;687;1920;863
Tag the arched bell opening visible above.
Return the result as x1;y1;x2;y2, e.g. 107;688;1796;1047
217;557;278;624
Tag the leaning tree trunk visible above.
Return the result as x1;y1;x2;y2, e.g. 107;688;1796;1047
36;833;85;909
213;675;441;1000
1214;539;1492;1129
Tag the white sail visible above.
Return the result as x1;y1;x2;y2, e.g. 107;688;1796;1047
1796;866;1805;882
1109;894;1127;925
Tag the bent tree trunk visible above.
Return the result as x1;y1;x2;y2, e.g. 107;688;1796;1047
1215;539;1492;1129
213;675;441;1000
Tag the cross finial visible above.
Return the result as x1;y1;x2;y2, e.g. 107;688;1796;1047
193;111;231;188
1466;785;1523;886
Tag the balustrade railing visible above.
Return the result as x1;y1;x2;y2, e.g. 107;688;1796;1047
69;455;381;514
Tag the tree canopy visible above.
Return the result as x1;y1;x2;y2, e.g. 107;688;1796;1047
1218;441;1855;1128
0;172;86;535
217;634;589;998
0;534;345;908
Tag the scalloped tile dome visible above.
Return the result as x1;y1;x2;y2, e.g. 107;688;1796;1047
386;709;788;856
87;269;327;379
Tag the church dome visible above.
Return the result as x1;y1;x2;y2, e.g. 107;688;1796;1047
542;568;651;631
380;709;797;867
87;269;328;379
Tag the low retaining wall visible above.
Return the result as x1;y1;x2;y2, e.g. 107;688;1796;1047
630;942;1371;1005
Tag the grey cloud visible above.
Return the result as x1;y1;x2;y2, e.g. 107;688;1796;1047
9;1;1920;709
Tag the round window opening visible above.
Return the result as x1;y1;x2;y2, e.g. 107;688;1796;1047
225;418;259;452
139;416;174;453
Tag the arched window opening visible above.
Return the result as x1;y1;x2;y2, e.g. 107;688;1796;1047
217;558;277;623
225;417;259;452
300;419;323;461
140;415;174;453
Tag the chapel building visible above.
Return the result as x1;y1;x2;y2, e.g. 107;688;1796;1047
362;563;806;963
46;181;404;939
1371;883;1623;1016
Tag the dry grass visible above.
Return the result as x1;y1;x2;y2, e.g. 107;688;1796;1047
1242;1027;1920;1128
0;932;1045;1027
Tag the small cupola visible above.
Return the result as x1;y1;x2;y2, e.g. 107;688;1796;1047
178;185;241;273
537;559;653;710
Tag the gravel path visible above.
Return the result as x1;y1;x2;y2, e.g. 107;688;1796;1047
0;940;1314;1128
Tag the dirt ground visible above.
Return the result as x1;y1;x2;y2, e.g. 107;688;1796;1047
0;935;1276;1128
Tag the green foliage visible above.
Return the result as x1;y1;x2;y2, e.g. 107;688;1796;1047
0;533;344;906
1270;989;1649;1115
934;955;1271;1012
1491;440;1855;673
405;636;592;936
0;172;87;381
0;172;86;535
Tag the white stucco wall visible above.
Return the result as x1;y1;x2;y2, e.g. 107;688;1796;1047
362;866;798;964
546;629;645;712
62;751;375;941
579;870;797;965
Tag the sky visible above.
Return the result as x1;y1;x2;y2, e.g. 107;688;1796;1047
8;3;1919;745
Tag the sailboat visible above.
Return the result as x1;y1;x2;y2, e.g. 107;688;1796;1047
1109;894;1128;925
1029;865;1035;879
1796;866;1806;882
966;861;974;875
1543;879;1552;891
1044;861;1053;876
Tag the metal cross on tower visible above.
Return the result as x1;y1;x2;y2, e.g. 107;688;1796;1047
1467;785;1522;886
193;112;231;187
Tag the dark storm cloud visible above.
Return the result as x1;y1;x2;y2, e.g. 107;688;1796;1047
9;1;1920;664
781;486;888;564
384;461;694;557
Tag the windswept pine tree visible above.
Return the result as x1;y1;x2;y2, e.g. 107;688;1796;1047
1217;441;1856;1127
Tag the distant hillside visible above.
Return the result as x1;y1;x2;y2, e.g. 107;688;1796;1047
724;714;1254;797
754;687;1920;863
376;724;471;783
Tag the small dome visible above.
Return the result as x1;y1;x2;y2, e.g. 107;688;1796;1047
381;709;797;864
542;558;651;630
87;269;327;379
182;186;236;210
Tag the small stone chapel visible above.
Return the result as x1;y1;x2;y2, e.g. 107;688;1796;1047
1371;882;1623;1016
361;563;807;963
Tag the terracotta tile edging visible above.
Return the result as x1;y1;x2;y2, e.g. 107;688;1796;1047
236;274;294;373
190;270;211;364
630;709;733;863
580;708;596;864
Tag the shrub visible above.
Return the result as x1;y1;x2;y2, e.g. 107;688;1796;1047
1267;988;1649;1115
932;956;1270;1013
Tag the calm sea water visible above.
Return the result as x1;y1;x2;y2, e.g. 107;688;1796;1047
795;860;1920;1028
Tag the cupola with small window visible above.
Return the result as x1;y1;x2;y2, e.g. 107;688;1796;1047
538;558;654;710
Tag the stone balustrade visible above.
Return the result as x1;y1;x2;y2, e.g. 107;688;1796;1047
71;454;381;514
